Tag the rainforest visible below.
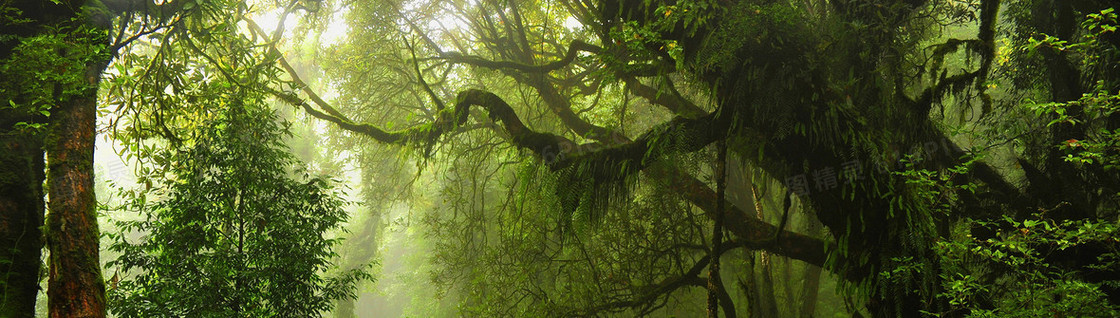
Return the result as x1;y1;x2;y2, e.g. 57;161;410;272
1;0;1118;317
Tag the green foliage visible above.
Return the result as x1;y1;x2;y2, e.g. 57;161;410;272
422;157;713;316
915;8;1120;316
894;155;980;216
891;156;1120;317
1026;79;1120;168
1;23;108;133
931;215;1120;317
0;4;31;28
694;2;806;74
103;0;283;152
1020;7;1120;165
1024;7;1118;81
867;157;980;315
105;97;369;317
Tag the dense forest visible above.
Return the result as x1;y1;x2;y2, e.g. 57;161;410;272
1;0;1119;317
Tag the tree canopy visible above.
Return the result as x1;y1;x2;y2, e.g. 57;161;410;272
1;0;1119;317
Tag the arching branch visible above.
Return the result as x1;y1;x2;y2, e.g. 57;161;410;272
620;75;706;117
440;40;602;73
267;57;834;272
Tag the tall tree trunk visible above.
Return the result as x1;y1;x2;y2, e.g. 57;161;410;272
46;58;109;318
781;255;798;315
0;128;46;318
2;1;75;316
707;140;728;317
799;220;823;318
756;258;781;317
750;184;781;318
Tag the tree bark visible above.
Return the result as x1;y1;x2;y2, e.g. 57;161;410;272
0;127;46;318
799;220;824;318
707;141;728;318
748;185;780;318
46;59;108;318
2;1;75;316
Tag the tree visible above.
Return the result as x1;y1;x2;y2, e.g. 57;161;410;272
44;23;113;318
106;95;368;317
0;4;52;314
2;1;114;316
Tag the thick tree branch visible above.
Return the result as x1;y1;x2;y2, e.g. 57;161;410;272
266;55;833;272
435;38;624;143
647;164;834;270
620;75;706;117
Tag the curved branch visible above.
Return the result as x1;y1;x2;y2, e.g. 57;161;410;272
620;75;706;117
405;37;447;111
550;111;727;171
441;40;601;73
271;89;414;143
270;80;836;272
438;38;624;143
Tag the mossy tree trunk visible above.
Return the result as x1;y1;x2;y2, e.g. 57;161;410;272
0;125;46;317
45;57;110;318
2;1;78;316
